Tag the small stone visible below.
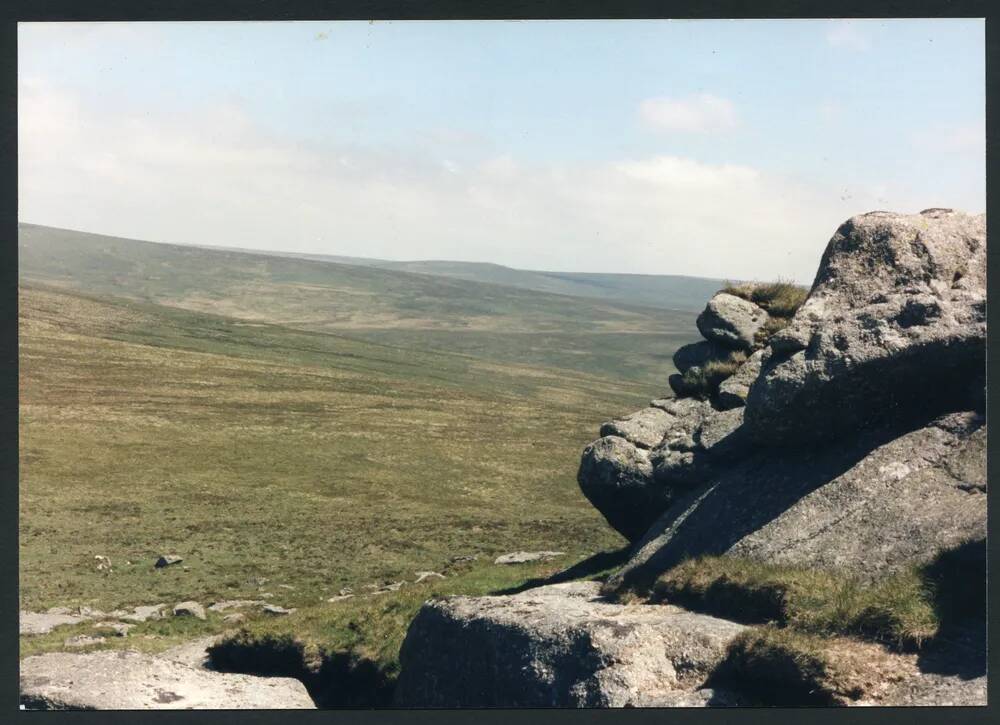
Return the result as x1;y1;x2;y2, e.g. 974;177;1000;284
172;601;206;620
277;584;295;590
338;587;353;596
260;592;275;599
414;571;446;583
261;604;295;615
155;555;183;569
326;595;354;603
222;613;246;625
450;555;478;563
382;581;405;592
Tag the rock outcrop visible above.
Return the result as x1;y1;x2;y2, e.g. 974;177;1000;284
398;208;987;708
394;581;746;707
20;650;315;709
744;209;986;444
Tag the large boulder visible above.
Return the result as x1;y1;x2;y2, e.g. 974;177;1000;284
20;650;315;709
606;412;986;593
696;293;768;351
650;406;747;491
744;209;986;444
394;580;746;707
577;436;659;541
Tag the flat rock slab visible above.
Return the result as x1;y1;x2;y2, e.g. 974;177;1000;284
20;650;315;710
20;611;92;636
394;580;746;707
494;551;565;565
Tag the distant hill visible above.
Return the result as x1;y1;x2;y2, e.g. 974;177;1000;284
18;223;708;388
194;244;726;314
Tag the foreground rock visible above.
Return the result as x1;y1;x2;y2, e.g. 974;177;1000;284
599;407;673;449
394;581;746;707
745;209;986;444
20;611;93;636
20;650;315;709
607;411;986;592
577;436;658;541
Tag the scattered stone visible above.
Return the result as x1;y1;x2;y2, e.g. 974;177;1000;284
381;581;405;592
696;293;768;351
20;650;316;709
260;592;275;599
338;587;354;596
277;584;295;590
414;571;446;583
64;635;105;648
261;604;296;615
172;602;206;621
450;554;478;563
222;613;246;624
154;555;183;569
326;595;354;603
394;581;747;707
493;551;565;565
94;555;112;573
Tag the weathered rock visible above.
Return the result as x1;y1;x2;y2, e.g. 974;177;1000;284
154;555;183;569
494;551;565;565
172;602;206;621
599;406;674;449
716;350;764;410
577;436;660;542
649;407;746;492
160;636;222;670
261;604;296;615
745;209;986;444
607;413;986;592
671;340;729;374
20;650;315;709
394;581;747;707
696;293;768;351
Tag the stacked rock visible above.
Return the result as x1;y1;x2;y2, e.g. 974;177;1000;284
578;208;986;546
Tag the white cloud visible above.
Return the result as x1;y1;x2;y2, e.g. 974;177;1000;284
638;93;738;134
825;21;873;51
20;80;922;283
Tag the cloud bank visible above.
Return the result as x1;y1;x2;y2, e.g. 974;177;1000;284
18;78;948;283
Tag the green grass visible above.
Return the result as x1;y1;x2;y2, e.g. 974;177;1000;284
19;282;642;640
644;555;938;649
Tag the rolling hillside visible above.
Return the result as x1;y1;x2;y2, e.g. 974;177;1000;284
19;223;705;388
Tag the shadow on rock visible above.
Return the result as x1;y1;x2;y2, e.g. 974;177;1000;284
917;538;986;679
491;546;633;596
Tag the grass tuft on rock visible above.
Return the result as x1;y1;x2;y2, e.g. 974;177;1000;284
647;555;938;650
722;279;809;319
676;351;747;399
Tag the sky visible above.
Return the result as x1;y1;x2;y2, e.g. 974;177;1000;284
19;19;985;283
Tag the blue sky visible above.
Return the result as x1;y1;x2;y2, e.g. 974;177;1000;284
19;20;984;282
